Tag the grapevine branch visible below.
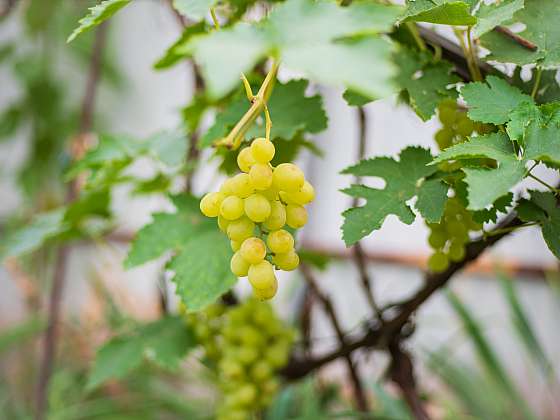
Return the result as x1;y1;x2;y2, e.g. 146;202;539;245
493;26;538;51
300;263;369;411
34;23;108;420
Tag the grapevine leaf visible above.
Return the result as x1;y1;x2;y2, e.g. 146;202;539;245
473;0;524;38
167;230;237;312
87;316;196;390
200;80;327;148
189;0;402;98
395;48;459;121
524;118;560;165
506;101;540;142
67;0;132;43
0;210;67;259
515;191;560;259
403;0;476;25
341;147;438;245
472;192;514;223
461;76;532;125
431;133;527;210
154;22;207;70
416;179;449;223
480;0;560;67
512;67;560;104
172;0;215;21
342;90;372;107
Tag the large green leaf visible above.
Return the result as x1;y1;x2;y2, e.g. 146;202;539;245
188;0;402;98
524;118;560;165
480;0;560;66
461;76;532;125
172;0;216;21
473;0;524;38
68;0;132;43
403;0;476;25
87;316;196;390
341;147;444;245
431;133;527;210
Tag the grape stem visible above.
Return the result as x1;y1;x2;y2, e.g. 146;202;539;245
527;168;560;195
531;66;543;99
215;60;279;149
483;222;538;239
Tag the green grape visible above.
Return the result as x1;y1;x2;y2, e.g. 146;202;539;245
267;229;294;254
428;251;449;272
446;220;467;237
244;193;271;222
220;178;236;196
235;384;257;405
262;200;286;231
249;163;273;190
448;241;466;262
200;192;225;217
240;237;266;265
253;278;278;301
237;346;259;364
286;204;308;228
438;103;457;125
435;127;455;150
251;360;272;381
238;326;263;347
272;163;305;192
237;147;256;173
230;173;254;198
219;359;244;380
428;229;447;249
287;180;315;205
272;249;299;271
231;251;250;277
220;195;245;220
248;260;276;290
227;217;254;241
250;137;275;163
218;215;230;232
456;115;474;137
230;239;242;251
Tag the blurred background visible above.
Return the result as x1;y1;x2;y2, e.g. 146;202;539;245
1;0;559;419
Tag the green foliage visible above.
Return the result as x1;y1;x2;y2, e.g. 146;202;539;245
341;147;445;245
87;316;196;390
67;0;132;43
403;0;476;25
172;0;217;21
473;0;524;37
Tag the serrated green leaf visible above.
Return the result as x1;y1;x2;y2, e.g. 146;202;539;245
472;192;513;223
67;0;131;43
0;210;67;260
200;80;327;148
87;316;196;390
403;0;476;25
189;0;402;98
342;89;372;107
524;118;560;165
154;22;207;70
395;48;459;121
167;230;237;312
461;76;532;125
506;101;540;142
172;0;215;21
416;179;448;223
432;133;527;210
341;147;437;245
473;0;524;38
480;0;560;67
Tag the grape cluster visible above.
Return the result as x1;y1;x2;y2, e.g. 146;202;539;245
434;99;477;150
427;198;482;272
200;137;314;300
186;299;294;420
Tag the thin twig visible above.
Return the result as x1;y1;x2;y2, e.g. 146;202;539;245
494;26;538;51
34;24;108;420
300;263;369;412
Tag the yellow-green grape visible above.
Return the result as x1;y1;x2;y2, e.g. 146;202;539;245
230;173;254;198
286;180;315;205
428;228;447;249
286;204;308;228
237;147;256;173
248;260;276;290
456;115;475;137
262;200;286;231
200;192;225;217
428;251;449;272
250;137;275;163
227;217;254;241
272;163;304;192
218;216;230;232
220;178;236;196
267;229;294;254
272;249;299;271
253;277;278;301
240;237;266;265
230;240;242;251
448;241;466;262
435;127;454;150
249;163;273;190
260;186;279;201
251;361;272;381
220;195;245;220
231;252;250;277
278;191;297;205
438;102;457;126
244;193;271;222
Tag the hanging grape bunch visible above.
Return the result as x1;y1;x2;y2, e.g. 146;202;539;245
186;299;295;420
427;197;482;272
199;137;314;300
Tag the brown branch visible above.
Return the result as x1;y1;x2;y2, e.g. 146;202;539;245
388;343;430;420
494;26;538;51
300;263;369;412
0;0;17;20
34;24;108;420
